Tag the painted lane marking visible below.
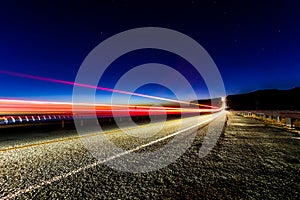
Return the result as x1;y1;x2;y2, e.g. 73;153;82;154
0;118;184;153
1;113;222;199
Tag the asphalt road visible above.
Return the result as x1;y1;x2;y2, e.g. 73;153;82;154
0;112;299;199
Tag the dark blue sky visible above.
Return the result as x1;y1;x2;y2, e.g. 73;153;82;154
0;0;299;103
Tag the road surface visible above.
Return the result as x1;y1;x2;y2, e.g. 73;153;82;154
0;112;299;199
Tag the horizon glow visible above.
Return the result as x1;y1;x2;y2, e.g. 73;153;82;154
0;70;218;109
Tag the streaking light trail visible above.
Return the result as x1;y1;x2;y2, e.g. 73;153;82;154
0;70;217;109
0;99;222;116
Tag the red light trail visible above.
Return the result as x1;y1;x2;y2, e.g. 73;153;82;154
0;99;222;116
0;70;217;109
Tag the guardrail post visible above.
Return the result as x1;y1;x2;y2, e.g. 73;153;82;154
62;119;65;128
276;116;281;123
294;119;300;129
286;118;292;127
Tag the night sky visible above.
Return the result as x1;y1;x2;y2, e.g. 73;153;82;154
0;0;299;103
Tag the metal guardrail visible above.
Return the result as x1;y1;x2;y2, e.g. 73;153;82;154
0;115;73;126
236;111;300;129
0;111;218;129
0;114;182;128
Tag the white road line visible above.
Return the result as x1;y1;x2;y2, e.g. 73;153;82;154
0;116;183;152
1;112;223;200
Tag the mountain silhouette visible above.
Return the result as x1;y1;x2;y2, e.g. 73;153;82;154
226;87;300;110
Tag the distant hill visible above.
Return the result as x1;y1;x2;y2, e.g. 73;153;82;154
226;87;300;110
191;97;223;108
